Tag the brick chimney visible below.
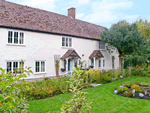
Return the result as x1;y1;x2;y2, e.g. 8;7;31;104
68;7;76;19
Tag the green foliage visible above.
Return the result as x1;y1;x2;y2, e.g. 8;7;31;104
18;77;70;100
101;23;148;69
110;20;130;30
117;87;129;94
135;87;145;93
61;67;91;113
131;64;150;77
101;23;147;57
0;67;32;113
123;91;133;97
135;18;150;40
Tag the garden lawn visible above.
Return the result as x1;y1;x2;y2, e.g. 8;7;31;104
28;76;150;113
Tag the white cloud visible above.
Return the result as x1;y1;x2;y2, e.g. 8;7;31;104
77;0;90;4
81;0;134;23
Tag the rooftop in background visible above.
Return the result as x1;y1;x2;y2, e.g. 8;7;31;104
0;0;106;40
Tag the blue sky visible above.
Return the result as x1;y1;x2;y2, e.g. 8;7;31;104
7;0;150;29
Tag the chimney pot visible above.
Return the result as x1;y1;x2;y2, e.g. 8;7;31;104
68;7;76;19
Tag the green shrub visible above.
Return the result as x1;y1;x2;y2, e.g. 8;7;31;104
135;87;145;93
117;87;129;94
0;67;32;113
123;91;133;97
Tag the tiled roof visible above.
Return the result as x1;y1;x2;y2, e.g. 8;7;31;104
0;0;106;39
61;49;81;59
89;50;104;59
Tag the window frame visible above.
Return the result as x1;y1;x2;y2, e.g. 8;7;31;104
98;58;106;69
6;60;25;74
99;41;106;50
35;60;46;74
62;37;72;47
7;30;25;45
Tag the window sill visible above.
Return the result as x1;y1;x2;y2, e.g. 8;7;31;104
34;72;47;75
61;46;73;49
6;43;26;47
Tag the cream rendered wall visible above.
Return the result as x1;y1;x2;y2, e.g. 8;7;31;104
0;28;120;78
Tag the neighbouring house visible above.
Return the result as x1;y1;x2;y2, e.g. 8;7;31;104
0;0;120;80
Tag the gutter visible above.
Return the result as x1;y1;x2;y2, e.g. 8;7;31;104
0;25;101;41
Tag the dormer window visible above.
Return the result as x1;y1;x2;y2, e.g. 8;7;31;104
62;37;72;47
8;31;24;45
99;41;105;50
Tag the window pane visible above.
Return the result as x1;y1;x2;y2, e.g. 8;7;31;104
35;61;40;72
8;31;12;43
62;37;65;46
69;38;72;47
99;41;105;49
66;38;68;47
7;62;12;73
13;62;18;73
41;61;45;72
20;33;24;44
64;59;66;69
103;60;105;67
19;61;24;73
99;60;101;67
91;58;94;66
14;32;18;44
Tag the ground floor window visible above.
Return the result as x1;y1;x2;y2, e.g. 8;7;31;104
6;60;24;73
35;61;46;73
99;59;105;68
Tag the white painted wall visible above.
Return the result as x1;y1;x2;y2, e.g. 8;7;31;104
0;28;120;78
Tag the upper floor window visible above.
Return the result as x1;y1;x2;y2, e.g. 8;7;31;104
35;61;46;73
62;37;72;47
99;41;105;50
8;31;24;44
6;60;24;74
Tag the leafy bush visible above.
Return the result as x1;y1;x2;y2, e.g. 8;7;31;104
117;87;129;94
135;87;145;93
123;91;133;97
61;67;91;113
0;67;32;113
18;77;70;100
131;84;139;90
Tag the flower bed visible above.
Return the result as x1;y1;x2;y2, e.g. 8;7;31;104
114;82;150;100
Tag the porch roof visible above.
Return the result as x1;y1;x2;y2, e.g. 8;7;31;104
60;49;81;59
89;50;104;59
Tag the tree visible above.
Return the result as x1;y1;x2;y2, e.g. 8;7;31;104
110;20;130;30
135;18;150;41
101;23;148;68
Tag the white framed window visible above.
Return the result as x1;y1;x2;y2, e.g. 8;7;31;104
99;59;105;68
99;41;105;50
35;61;46;73
8;31;25;45
62;37;72;47
6;60;24;74
99;59;101;68
103;59;105;67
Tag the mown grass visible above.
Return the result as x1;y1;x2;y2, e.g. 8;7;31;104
28;77;150;113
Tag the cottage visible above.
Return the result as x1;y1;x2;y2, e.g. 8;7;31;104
0;0;119;80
